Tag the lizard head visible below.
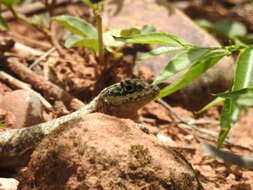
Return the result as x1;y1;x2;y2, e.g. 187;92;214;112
98;78;160;118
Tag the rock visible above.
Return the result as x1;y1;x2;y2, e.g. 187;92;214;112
18;113;203;190
104;0;234;110
0;90;44;129
0;178;19;190
0;109;15;129
0;94;3;102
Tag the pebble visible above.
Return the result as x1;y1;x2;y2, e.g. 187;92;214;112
0;90;44;128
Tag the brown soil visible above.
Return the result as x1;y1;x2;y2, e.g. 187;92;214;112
0;0;253;189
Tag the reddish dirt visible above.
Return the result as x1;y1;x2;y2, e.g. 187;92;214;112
0;0;253;190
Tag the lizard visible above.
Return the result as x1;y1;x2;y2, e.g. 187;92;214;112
0;78;160;168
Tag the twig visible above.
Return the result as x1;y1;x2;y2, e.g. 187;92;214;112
3;57;85;110
8;5;51;39
14;42;46;57
50;22;67;57
157;99;220;138
9;31;52;49
29;47;56;69
2;0;79;21
95;9;104;64
187;119;219;125
0;71;52;109
157;99;253;152
0;37;15;53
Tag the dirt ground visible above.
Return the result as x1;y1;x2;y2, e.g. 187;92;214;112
0;0;253;189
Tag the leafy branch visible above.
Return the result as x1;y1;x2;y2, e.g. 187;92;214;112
113;29;253;147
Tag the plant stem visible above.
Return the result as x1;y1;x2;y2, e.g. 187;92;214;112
8;5;51;39
95;9;104;64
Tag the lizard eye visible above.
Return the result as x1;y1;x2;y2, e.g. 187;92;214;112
124;84;135;93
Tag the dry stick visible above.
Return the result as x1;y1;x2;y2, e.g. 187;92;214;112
5;1;76;57
7;5;51;40
157;99;253;152
14;42;46;57
0;71;52;109
45;0;67;57
2;0;79;20
4;57;85;110
50;22;67;57
9;31;52;49
157;99;225;144
187;119;219;125
0;35;48;57
0;37;15;53
157;99;220;138
29;47;56;69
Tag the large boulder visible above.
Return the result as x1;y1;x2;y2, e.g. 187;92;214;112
18;113;202;190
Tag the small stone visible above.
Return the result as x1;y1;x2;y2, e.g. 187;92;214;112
156;133;173;143
0;90;44;129
0;178;19;190
185;135;194;140
201;165;213;171
0;108;15;129
0;94;3;103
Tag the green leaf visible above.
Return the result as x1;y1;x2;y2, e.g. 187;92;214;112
237;94;253;107
52;15;97;38
196;97;225;114
213;20;247;37
217;99;239;147
217;47;253;146
65;35;83;48
153;47;210;85
232;37;248;47
195;19;212;29
233;47;253;90
0;120;5;128
217;88;253;107
217;88;252;99
31;15;41;26
65;35;98;53
80;0;98;9
141;24;156;34
0;0;19;5
138;46;184;61
103;29;124;47
156;51;228;99
0;15;8;31
237;34;253;44
114;32;191;46
120;28;141;37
